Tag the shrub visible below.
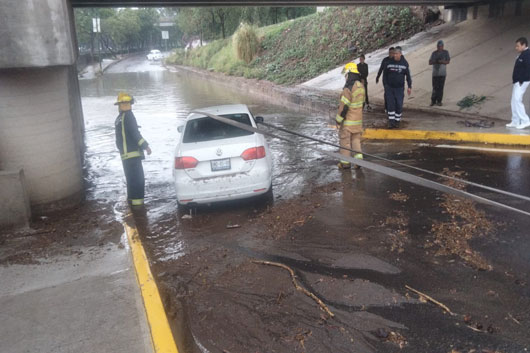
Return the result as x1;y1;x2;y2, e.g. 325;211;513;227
233;23;260;64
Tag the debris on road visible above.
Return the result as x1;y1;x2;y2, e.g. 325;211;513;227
376;328;407;348
252;260;335;318
457;119;495;128
389;191;409;202
405;285;456;316
428;169;494;270
226;224;241;229
381;210;409;253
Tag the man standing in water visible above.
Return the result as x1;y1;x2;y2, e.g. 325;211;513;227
335;63;365;170
114;92;152;206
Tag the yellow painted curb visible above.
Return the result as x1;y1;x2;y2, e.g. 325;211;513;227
363;128;530;146
125;222;180;353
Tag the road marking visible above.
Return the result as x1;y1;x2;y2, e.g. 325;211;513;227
417;143;530;154
363;128;530;146
125;220;180;353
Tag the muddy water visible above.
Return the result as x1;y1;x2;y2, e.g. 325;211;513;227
80;56;530;353
80;56;337;205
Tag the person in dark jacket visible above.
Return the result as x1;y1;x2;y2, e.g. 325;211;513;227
357;54;372;111
376;47;394;112
429;40;450;106
383;47;412;129
507;37;530;129
114;92;152;206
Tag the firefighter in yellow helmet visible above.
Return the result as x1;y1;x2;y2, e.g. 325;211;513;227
336;63;365;169
114;92;152;207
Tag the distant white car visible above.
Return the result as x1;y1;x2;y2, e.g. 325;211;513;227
173;104;273;207
146;49;162;61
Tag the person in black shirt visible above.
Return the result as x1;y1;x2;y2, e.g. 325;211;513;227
357;54;371;111
507;37;530;129
376;47;394;112
429;40;451;106
383;47;412;129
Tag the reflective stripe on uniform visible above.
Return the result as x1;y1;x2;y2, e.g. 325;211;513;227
343;120;362;126
121;113;127;156
336;114;345;124
121;151;142;160
354;153;363;159
130;198;144;206
138;138;145;146
349;102;364;108
343;94;363;109
340;160;351;165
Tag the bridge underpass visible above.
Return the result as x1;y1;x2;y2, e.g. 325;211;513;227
70;0;482;6
0;0;527;224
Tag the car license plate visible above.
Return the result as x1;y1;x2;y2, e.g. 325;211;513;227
211;158;231;171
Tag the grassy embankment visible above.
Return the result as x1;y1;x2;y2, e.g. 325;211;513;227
166;7;424;85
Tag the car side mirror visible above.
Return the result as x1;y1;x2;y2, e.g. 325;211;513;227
177;125;184;133
255;116;264;124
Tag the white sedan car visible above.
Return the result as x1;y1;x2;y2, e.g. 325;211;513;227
146;49;162;61
173;104;273;207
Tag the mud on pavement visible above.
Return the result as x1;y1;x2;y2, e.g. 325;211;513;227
0;200;123;266
135;157;530;353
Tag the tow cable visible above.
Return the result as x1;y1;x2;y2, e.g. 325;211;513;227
193;111;530;217
258;120;530;204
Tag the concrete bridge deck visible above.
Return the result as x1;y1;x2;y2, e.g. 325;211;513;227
71;0;483;6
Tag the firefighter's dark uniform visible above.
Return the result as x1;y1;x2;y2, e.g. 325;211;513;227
115;110;149;206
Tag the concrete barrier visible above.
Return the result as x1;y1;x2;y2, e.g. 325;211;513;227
0;169;31;229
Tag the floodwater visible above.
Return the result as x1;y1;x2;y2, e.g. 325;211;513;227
80;55;337;205
79;55;530;353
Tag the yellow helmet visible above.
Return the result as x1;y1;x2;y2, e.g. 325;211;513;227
114;92;135;105
342;62;360;75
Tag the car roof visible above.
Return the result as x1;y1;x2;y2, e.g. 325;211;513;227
187;104;251;120
150;49;160;52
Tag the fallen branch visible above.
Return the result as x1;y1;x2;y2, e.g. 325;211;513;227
465;325;484;333
252;260;335;318
508;313;521;325
405;285;456;316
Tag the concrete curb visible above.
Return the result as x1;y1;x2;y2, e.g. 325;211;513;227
125;220;180;353
363;128;530;146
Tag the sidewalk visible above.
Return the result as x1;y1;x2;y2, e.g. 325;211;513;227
0;227;153;353
361;99;530;146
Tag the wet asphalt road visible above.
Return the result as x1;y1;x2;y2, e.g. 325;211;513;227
80;54;530;352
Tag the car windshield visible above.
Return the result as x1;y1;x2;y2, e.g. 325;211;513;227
182;113;253;143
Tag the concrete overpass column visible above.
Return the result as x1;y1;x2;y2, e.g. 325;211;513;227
0;0;84;214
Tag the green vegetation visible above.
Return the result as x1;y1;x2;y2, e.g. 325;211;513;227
233;24;260;64
75;8;161;55
176;7;316;42
74;7;315;59
457;94;489;110
166;7;424;85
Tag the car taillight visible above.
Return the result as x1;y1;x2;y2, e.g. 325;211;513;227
241;146;266;161
174;156;199;169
